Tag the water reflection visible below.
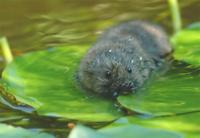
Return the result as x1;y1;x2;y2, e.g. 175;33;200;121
0;0;199;59
0;0;198;55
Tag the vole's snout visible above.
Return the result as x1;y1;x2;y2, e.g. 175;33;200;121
119;82;135;94
121;82;134;89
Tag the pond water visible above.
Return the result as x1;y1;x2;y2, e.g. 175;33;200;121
0;0;200;69
0;0;200;137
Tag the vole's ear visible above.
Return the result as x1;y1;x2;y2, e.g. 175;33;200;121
143;59;156;70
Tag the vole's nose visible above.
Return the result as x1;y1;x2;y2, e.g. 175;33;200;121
121;82;134;89
119;82;135;94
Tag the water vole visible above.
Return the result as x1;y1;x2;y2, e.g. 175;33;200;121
78;20;172;98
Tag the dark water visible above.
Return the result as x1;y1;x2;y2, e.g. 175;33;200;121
0;0;200;137
0;0;200;64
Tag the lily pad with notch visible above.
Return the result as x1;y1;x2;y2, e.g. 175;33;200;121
1;46;122;122
118;61;200;116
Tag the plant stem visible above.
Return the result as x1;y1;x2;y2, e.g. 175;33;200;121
168;0;182;33
0;37;13;64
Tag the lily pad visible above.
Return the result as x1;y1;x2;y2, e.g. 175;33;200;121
127;112;200;138
171;22;200;66
69;124;182;138
0;123;54;138
70;111;200;138
118;61;200;116
1;46;122;122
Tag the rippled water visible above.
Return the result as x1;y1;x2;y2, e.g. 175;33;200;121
0;0;200;137
0;0;200;69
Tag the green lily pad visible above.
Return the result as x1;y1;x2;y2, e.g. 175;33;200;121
1;46;122;122
70;111;200;138
171;22;200;66
69;124;182;138
127;112;200;138
0;123;54;138
118;61;200;115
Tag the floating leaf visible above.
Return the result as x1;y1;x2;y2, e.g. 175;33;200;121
118;61;200;116
69;112;200;138
0;123;54;138
127;112;200;138
1;46;122;122
69;124;182;138
172;22;200;66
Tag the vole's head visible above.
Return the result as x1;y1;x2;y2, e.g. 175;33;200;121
78;47;155;98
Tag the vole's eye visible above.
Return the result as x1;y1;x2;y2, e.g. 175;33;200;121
127;67;132;73
105;71;112;79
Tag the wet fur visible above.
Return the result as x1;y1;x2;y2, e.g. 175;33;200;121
78;21;172;98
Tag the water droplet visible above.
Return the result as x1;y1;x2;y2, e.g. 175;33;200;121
108;49;112;53
131;59;134;63
128;36;134;41
113;92;118;97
